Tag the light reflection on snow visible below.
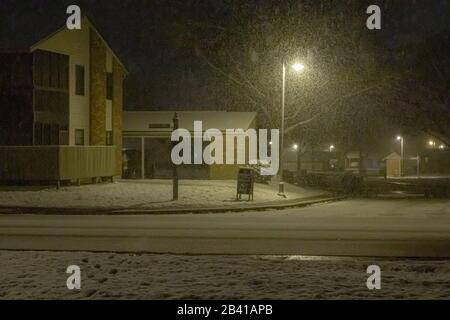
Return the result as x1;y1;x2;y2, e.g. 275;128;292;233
258;255;348;261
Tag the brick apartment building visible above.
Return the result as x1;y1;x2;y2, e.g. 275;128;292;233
0;15;127;184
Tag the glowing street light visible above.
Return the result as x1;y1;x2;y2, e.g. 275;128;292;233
428;140;436;147
439;144;445;150
292;63;305;72
279;61;306;196
292;144;299;150
329;145;335;152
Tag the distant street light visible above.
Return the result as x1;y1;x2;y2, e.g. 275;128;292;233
396;136;404;177
329;145;335;152
439;144;445;150
292;63;305;72
428;140;436;147
279;62;306;196
292;144;299;150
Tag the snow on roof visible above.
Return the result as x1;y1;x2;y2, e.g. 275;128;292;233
123;111;257;132
383;152;401;160
346;151;384;159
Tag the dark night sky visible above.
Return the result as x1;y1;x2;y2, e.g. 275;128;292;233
1;0;449;111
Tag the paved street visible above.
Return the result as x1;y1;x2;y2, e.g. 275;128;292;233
1;198;450;257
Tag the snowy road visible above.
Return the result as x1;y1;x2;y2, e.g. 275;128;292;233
0;198;450;257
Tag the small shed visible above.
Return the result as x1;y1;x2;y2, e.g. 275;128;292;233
383;152;402;177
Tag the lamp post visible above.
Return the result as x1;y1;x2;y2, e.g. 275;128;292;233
278;62;305;196
396;136;404;177
292;143;302;177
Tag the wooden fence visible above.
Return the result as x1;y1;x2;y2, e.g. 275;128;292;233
0;146;116;184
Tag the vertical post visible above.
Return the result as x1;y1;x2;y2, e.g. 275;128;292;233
278;63;286;196
172;112;179;200
417;154;420;178
141;137;145;179
400;138;404;177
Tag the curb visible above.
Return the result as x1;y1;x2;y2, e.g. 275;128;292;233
111;195;345;215
0;195;345;215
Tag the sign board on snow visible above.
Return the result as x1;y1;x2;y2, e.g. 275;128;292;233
236;167;254;201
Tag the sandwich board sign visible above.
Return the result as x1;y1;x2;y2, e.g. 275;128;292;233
236;167;254;201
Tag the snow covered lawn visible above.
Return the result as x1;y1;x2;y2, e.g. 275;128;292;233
0;251;448;300
0;180;324;210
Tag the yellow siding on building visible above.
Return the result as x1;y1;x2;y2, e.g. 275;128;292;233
32;16;91;146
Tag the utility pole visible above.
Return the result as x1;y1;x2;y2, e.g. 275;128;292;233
396;136;404;177
278;62;305;196
172;112;179;200
400;138;404;177
278;63;286;196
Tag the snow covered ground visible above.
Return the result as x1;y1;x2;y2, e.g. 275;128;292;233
0;180;323;210
0;251;448;300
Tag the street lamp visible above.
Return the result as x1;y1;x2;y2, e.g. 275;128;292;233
329;144;335;152
396;136;404;176
428;140;436;148
292;144;299;150
292;63;305;72
439;144;445;150
279;62;306;196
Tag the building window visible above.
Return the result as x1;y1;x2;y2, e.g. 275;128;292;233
75;129;85;146
106;72;113;100
75;65;85;96
33;50;69;90
106;131;113;145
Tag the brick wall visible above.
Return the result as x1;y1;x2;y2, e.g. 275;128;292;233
89;30;106;146
112;58;126;176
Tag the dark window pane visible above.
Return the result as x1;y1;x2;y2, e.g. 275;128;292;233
42;52;50;87
75;65;85;96
106;131;113;145
33;50;69;90
75;129;84;146
50;124;59;145
50;53;59;88
58;55;69;89
33;51;43;86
